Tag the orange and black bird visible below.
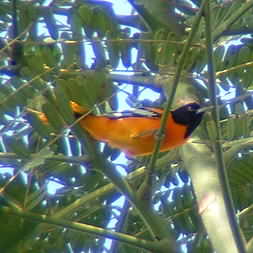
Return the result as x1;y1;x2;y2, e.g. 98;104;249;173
36;101;204;157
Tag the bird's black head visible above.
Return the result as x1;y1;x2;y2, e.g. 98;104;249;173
171;103;204;138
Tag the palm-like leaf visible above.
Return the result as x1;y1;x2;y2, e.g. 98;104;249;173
1;0;253;252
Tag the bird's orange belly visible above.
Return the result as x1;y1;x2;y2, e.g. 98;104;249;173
81;115;188;156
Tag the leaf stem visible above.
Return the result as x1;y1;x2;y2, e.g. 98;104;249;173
204;1;246;252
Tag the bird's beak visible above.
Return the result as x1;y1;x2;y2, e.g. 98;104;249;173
197;105;214;114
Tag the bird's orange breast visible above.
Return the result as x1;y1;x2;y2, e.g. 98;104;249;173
79;113;188;156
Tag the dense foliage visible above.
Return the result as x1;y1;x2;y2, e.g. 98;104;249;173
1;0;253;252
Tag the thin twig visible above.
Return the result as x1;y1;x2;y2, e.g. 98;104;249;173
216;61;253;77
14;37;204;48
0;24;31;55
144;0;207;205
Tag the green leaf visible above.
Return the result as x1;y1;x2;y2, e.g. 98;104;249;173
54;83;75;124
3;136;30;158
44;11;59;40
91;39;107;67
61;32;76;67
106;31;120;68
24;147;54;172
120;29;132;68
42;101;65;132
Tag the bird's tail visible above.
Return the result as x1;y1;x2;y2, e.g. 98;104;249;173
69;101;90;116
27;101;90;124
27;108;49;124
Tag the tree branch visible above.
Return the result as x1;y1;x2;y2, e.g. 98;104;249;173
0;206;164;252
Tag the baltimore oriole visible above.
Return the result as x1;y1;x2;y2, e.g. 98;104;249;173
34;101;204;156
